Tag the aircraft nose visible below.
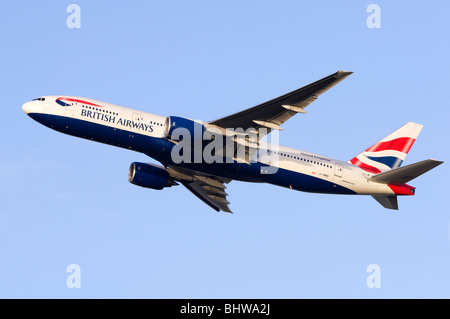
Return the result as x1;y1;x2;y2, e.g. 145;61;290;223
22;101;43;115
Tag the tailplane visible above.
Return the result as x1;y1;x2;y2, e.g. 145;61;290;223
370;159;443;210
348;122;423;174
370;159;444;185
372;195;398;210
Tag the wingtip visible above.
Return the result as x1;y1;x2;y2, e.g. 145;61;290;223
337;70;353;77
429;159;444;165
223;208;233;214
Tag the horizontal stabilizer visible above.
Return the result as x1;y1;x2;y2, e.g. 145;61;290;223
370;159;443;185
372;195;398;210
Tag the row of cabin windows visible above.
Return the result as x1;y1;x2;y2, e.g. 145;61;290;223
149;121;163;126
267;150;333;168
81;104;118;116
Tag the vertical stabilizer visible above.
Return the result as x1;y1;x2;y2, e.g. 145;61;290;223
348;122;423;174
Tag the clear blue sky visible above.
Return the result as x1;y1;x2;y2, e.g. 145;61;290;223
0;1;449;298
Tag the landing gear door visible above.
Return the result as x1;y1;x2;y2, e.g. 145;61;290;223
334;163;344;178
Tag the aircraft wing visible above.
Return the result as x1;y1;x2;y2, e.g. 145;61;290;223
166;166;232;213
209;71;352;136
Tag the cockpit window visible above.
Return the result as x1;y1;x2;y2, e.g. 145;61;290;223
32;97;45;101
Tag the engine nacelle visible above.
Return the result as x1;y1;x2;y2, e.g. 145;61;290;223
164;116;205;142
128;162;176;190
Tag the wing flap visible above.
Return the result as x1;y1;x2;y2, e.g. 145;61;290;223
182;181;232;213
166;166;232;213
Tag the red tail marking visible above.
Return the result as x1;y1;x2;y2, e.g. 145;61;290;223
366;137;416;154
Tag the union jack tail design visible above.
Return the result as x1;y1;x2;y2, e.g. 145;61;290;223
348;122;423;174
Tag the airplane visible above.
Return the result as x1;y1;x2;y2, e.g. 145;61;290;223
22;71;443;212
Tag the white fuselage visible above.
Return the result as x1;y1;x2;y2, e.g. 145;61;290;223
22;96;401;196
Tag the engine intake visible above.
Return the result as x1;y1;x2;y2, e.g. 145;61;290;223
128;162;176;190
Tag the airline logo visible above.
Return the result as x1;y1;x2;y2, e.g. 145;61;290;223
56;97;102;108
349;122;423;174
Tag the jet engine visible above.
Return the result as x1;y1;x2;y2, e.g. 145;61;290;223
128;162;177;190
164;116;205;142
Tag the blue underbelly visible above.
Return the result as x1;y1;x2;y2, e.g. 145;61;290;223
29;113;355;195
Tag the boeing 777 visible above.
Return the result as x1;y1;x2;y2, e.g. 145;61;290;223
22;71;443;212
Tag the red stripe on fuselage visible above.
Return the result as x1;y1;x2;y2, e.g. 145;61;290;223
366;137;416;154
57;97;102;107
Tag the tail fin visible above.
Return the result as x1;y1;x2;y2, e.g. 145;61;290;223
348;122;423;174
